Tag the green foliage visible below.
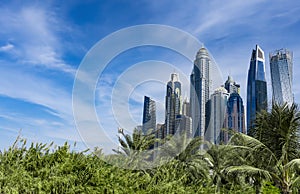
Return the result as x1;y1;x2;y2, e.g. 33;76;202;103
0;135;256;193
262;181;281;194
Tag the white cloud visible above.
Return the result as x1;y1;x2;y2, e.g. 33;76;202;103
0;43;14;52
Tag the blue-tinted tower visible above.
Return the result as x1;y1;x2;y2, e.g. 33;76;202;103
246;45;268;133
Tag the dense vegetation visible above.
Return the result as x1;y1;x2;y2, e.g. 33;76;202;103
0;103;299;193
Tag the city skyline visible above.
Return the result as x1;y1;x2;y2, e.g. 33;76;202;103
0;1;300;153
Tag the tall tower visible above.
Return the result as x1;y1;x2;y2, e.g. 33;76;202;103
142;96;156;135
247;45;268;133
190;46;212;138
207;87;229;144
165;73;182;136
269;49;293;106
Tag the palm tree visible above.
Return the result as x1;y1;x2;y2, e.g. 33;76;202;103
113;128;156;157
157;132;210;184
200;142;249;193
226;102;300;193
254;102;300;160
112;128;157;170
226;132;300;194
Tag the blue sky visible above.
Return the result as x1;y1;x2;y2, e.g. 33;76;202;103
0;0;300;153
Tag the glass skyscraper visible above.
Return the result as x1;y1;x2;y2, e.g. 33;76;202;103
190;47;212;138
246;45;268;133
165;73;182;136
269;49;293;106
142;96;156;135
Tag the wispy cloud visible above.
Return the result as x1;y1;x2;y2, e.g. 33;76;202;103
0;5;76;74
0;65;72;122
0;43;14;52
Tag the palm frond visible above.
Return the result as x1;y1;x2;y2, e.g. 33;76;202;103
225;165;272;181
285;159;300;173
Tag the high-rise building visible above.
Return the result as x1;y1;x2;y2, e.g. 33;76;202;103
224;75;240;94
165;73;182;135
269;49;293;106
247;45;268;133
223;76;246;143
190;47;213;138
207;87;229;144
223;93;246;143
142;96;156;135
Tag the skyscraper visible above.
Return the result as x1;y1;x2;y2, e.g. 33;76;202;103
190;47;213;138
247;45;268;133
223;76;246;143
207;87;229;144
142;96;156;135
270;49;293;106
165;73;182;135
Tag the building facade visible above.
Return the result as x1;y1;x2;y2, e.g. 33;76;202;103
190;47;213;138
270;49;293;106
246;45;268;133
142;96;156;135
